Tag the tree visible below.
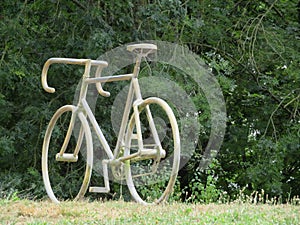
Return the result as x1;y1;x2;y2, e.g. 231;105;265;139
0;0;299;201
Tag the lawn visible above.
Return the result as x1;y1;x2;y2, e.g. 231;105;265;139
1;199;299;224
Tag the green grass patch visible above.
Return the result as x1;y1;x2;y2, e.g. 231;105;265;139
0;199;299;224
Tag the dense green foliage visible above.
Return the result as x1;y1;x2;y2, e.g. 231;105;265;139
0;0;299;202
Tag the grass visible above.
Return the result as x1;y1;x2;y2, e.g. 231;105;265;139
0;199;299;224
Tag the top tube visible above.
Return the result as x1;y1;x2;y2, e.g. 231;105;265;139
41;43;157;94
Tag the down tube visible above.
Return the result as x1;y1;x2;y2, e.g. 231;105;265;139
81;98;114;159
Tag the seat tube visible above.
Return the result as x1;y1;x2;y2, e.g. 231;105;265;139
132;55;143;100
133;55;142;78
114;55;143;157
132;55;145;152
114;81;135;158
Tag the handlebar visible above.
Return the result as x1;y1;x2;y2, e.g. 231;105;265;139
41;58;109;96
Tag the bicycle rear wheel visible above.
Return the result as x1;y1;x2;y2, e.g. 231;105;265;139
124;97;180;205
42;105;93;203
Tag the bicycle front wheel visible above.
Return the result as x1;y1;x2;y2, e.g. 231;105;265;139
125;97;180;205
42;105;93;203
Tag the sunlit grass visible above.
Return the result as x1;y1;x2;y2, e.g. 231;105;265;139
1;199;299;224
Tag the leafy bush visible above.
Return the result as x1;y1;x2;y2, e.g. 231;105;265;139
0;0;299;202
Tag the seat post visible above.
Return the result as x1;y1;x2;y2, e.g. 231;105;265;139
132;54;142;78
127;43;157;78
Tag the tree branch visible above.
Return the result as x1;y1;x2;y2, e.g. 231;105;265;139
71;0;86;10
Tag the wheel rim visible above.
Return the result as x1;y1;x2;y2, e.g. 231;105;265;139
41;105;93;202
125;97;180;205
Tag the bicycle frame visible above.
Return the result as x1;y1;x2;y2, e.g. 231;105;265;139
42;55;160;164
42;43;171;194
41;44;180;204
78;58;140;161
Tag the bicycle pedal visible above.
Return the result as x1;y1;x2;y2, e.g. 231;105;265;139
89;187;109;193
55;153;78;162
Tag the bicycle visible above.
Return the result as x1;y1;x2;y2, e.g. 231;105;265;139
41;43;180;205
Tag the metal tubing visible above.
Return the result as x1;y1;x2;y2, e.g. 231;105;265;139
81;98;114;159
113;81;135;158
85;74;133;84
41;58;107;93
95;65;110;97
58;107;77;156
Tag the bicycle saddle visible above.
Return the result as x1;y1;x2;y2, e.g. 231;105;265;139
127;43;157;56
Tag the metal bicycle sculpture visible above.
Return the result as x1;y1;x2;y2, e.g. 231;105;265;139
41;44;180;205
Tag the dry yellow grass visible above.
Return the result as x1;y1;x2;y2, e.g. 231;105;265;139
0;199;299;224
